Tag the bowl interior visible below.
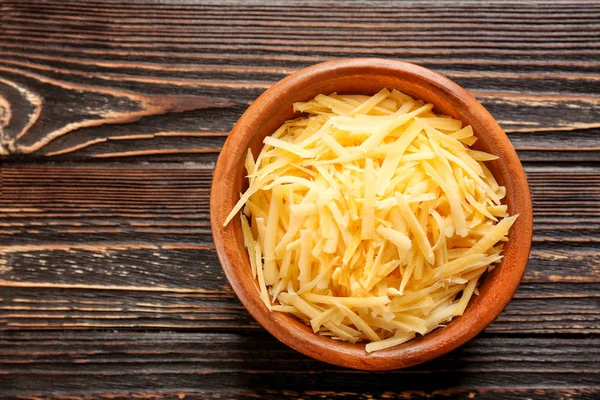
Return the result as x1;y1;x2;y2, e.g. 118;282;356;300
211;59;533;370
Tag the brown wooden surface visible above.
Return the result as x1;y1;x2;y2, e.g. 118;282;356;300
0;0;598;398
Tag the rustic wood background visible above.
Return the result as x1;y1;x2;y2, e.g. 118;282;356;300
0;0;599;398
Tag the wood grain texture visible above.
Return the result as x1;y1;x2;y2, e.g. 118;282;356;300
0;333;599;397
5;392;600;400
1;1;600;160
0;0;598;396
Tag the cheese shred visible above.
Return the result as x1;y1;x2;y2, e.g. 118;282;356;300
225;89;518;353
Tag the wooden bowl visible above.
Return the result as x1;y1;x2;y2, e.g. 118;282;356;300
210;58;533;370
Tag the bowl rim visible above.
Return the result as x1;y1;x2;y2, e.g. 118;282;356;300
210;58;533;370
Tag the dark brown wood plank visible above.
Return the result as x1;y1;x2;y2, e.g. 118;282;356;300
5;390;600;400
0;283;598;334
0;332;598;397
0;56;597;160
0;163;596;276
1;244;598;287
0;1;599;160
0;164;597;243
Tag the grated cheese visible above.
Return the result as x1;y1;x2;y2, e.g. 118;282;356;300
224;89;518;353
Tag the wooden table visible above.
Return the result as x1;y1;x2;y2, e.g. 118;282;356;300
1;1;598;398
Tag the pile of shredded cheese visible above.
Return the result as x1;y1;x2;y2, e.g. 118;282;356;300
224;88;517;353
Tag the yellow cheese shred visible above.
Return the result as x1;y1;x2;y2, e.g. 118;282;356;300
224;89;518;353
